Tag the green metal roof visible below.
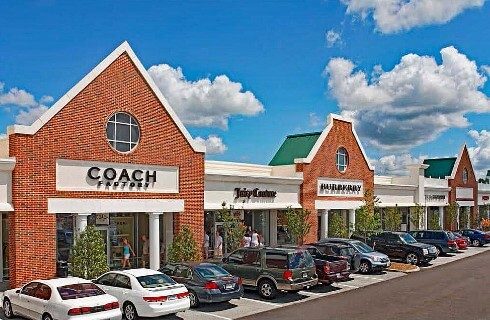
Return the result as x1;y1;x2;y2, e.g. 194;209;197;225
487;170;490;177
269;132;322;166
423;157;457;178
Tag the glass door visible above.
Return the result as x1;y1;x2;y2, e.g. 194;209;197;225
96;227;110;266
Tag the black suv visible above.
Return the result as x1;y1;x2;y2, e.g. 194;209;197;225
409;230;458;255
368;231;438;265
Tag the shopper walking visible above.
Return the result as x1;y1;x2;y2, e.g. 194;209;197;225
141;235;149;268
121;238;135;269
215;231;223;257
243;232;252;247
204;230;211;259
251;229;260;247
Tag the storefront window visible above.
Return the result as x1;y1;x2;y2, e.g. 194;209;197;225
336;147;349;173
244;210;270;246
277;211;294;245
56;214;74;263
2;213;9;280
106;112;140;153
463;168;468;184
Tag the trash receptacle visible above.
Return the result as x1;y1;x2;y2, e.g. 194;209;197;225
57;260;69;278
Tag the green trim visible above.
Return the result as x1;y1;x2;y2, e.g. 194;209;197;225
269;132;322;166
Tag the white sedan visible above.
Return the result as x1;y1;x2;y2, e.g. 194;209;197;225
94;269;190;320
2;277;122;320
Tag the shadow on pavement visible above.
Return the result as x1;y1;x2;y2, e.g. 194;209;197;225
307;284;343;294
194;301;239;312
243;289;310;304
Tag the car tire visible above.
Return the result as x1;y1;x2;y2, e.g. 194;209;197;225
123;302;139;320
435;246;443;256
472;239;481;247
188;290;200;308
42;313;53;320
405;252;419;265
3;298;14;319
358;260;372;274
257;279;277;300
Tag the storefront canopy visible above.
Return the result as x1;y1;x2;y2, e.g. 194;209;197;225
47;198;184;214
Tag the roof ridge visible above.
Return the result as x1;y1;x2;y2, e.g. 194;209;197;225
286;131;322;138
424;157;457;161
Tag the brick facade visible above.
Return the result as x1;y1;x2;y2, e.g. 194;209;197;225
8;52;204;287
297;118;374;243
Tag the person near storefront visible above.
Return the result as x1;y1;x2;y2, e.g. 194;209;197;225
121;238;135;269
215;231;223;257
243;232;252;247
203;230;211;259
141;235;149;268
251;229;260;247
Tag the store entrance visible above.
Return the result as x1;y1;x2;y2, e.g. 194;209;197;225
95;227;110;265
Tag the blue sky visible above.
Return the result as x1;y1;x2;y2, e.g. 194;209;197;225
1;1;489;176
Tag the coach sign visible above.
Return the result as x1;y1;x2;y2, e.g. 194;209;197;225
317;178;363;197
56;159;179;193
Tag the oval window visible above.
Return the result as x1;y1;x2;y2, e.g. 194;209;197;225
336;147;349;173
106;112;140;153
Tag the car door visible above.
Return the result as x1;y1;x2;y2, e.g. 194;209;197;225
14;282;41;319
386;234;405;258
111;274;133;302
94;272;118;296
372;234;388;255
222;249;246;276
29;283;51;320
239;249;262;286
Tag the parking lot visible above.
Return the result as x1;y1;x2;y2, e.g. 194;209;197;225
1;245;489;320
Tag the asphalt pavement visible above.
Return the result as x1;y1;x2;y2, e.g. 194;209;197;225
239;249;490;320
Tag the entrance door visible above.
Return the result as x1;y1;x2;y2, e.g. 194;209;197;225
96;227;110;266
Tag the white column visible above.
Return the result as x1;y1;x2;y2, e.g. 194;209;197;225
423;206;428;230
456;206;460;230
75;213;91;238
269;210;278;247
148;212;162;270
438;206;444;230
466;207;471;228
320;210;329;240
348;209;356;235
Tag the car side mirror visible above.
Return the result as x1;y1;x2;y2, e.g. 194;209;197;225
15;289;20;294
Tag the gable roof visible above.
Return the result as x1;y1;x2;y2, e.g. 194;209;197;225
423;157;457;178
269;132;322;166
7;41;205;153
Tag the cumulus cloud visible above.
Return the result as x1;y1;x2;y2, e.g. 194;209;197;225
326;29;342;47
325;46;490;151
467;130;490;179
482;65;490;76
308;112;323;128
341;0;485;34
0;81;53;126
371;153;426;176
148;64;264;129
195;135;228;154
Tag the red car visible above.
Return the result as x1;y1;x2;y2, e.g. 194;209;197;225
451;232;469;250
303;245;351;285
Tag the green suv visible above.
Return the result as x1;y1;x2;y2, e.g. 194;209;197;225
220;247;318;299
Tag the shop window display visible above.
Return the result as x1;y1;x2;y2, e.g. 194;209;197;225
277;211;294;245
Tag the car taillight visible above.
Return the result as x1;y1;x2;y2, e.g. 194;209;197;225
448;240;456;245
177;292;189;299
204;281;220;290
282;270;293;281
237;277;243;285
323;264;330;274
143;296;168;302
68;307;91;316
484;234;490;239
104;302;119;310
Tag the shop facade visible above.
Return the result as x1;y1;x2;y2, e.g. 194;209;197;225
478;183;490;219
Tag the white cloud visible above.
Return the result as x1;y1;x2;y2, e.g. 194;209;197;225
39;95;54;104
326;29;342;47
0;83;37;107
371;153;426;176
483;65;490;76
308;112;323;128
341;0;485;33
15;106;49;126
467;130;490;179
148;64;264;129
195;135;228;154
325;46;490;151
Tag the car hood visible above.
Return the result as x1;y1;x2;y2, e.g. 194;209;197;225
408;242;432;249
364;251;389;259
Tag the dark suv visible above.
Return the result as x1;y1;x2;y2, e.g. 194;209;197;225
456;229;490;247
220;247;318;299
368;232;438;265
409;230;458;255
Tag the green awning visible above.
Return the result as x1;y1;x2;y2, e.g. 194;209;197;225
269;132;322;166
423;158;457;178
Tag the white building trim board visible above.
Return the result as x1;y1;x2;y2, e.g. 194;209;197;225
48;198;184;214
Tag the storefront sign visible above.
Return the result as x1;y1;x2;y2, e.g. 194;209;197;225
425;194;446;201
234;188;277;199
317;178;363;197
456;187;474;200
96;212;109;225
56;159;179;193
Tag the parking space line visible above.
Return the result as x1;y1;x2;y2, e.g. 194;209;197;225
240;297;281;307
196;311;234;320
351;275;384;281
335;283;359;288
301;291;327;296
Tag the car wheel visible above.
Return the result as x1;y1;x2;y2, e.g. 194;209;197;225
358;260;372;274
3;298;14;319
188;290;200;308
258;279;277;300
42;313;53;320
435;246;442;256
472;239;481;247
406;252;419;265
123;302;139;320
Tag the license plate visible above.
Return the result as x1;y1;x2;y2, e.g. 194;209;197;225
336;273;341;277
168;295;177;300
225;283;234;290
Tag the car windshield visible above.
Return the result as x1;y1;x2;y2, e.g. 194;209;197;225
57;283;105;300
339;247;355;256
400;233;418;244
447;232;456;240
137;273;176;288
288;251;315;269
195;265;230;279
351;241;374;253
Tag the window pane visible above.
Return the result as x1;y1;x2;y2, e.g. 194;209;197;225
116;113;130;123
109;114;116;122
130;125;140;143
106;122;115;141
116;124;130;141
116;142;131;152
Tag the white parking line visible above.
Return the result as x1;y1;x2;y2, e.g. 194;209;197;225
335;283;359;288
196;311;233;320
240;297;280;307
351;275;384;281
301;291;326;296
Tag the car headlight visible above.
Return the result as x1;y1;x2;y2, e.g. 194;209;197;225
372;256;381;262
422;248;428;255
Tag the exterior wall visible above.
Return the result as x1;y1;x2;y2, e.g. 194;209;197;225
8;53;204;287
297;118;374;243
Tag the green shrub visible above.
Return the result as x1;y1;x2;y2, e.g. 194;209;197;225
285;207;312;245
410;204;424;230
70;225;109;279
217;205;246;252
384;207;402;231
428;212;441;230
168;225;199;262
329;212;348;238
446;202;458;231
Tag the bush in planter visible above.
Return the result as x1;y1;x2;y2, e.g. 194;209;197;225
446;202;458;231
168;225;199;262
217;204;246;253
384;207;402;231
410;203;424;230
428;213;441;230
285;207;312;245
70;225;109;279
329;212;348;238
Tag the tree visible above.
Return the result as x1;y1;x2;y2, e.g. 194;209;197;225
410;203;424;230
329;212;348;238
354;189;381;241
217;204;246;253
71;225;109;279
168;225;199;262
446;202;458;231
285;207;312;245
384;207;402;231
428;212;441;230
459;207;469;229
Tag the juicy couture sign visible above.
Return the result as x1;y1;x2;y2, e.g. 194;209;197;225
317;178;363;197
56;159;179;193
234;188;277;199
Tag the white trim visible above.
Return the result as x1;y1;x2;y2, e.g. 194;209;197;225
0;203;14;212
450;145;466;179
456;200;474;207
7;41;205;153
376;202;417;208
47;198;184;214
0;158;15;171
205;202;301;211
299;114;374;170
205;173;303;184
314;200;363;210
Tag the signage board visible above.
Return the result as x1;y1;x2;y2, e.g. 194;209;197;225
317;178;363;197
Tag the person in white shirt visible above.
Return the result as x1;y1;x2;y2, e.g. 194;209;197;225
251;229;260;247
243;232;252;247
215;231;223;257
203;230;210;259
